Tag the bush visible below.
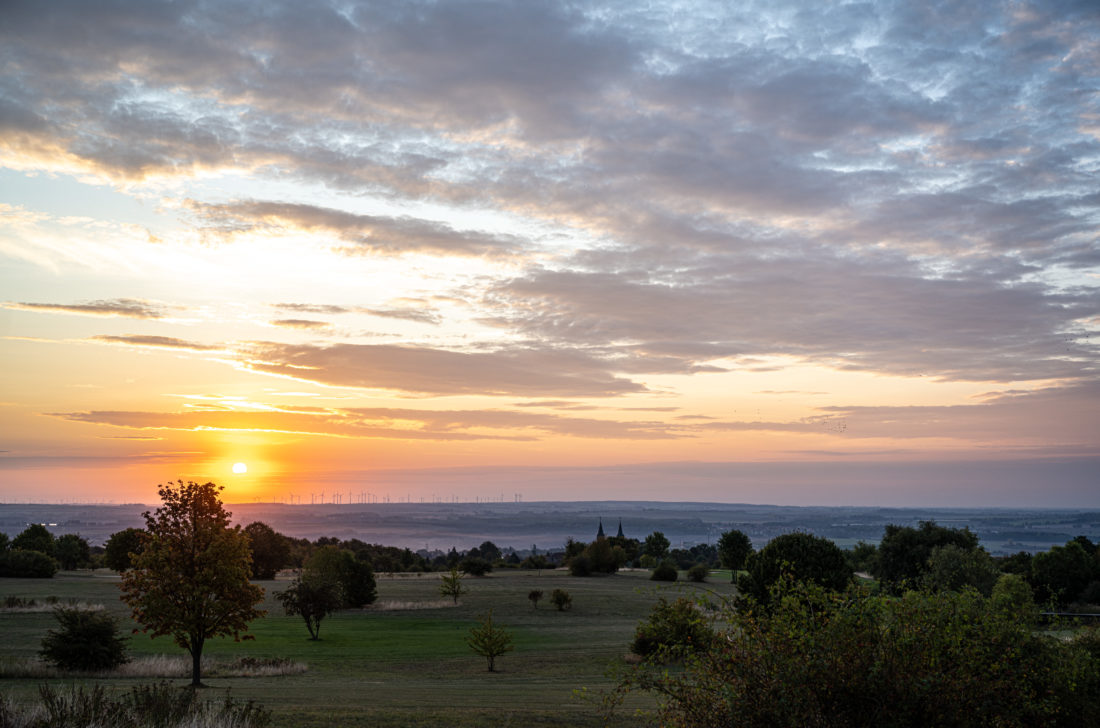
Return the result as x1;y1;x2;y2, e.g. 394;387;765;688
460;556;493;576
631;597;714;660
605;581;1100;727
687;564;709;582
651;561;678;582
0;549;59;578
528;589;544;609
550;588;572;611
40;607;128;671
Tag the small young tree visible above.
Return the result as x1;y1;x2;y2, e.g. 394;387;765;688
466;610;514;672
550;588;572;611
276;577;343;640
528;589;544;609
40;607;129;671
440;566;466;604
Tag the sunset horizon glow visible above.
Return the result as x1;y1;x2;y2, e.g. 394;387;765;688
1;1;1097;507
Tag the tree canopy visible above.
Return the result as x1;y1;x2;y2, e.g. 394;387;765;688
717;529;753;576
103;528;144;572
119;480;265;687
738;532;852;605
873;521;979;590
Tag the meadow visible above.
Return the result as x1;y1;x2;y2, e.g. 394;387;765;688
0;568;738;727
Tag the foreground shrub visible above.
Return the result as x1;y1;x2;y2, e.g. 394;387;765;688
604;580;1100;727
0;682;270;728
631;597;714;660
40;607;128;672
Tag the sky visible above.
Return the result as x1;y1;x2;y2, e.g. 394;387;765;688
1;0;1098;507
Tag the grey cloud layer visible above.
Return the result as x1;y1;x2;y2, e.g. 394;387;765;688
2;0;1098;391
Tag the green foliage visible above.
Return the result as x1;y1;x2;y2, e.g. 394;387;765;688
12;523;55;556
475;540;502;563
991;572;1038;622
643;531;671;560
103;527;145;572
439;565;466;604
119;480;265;687
845;540;878;573
0;682;270;728
0;548;58;577
0;531;8;551
874;520;980;590
550;588;572;611
606;580;1100;727
687;563;708;582
630;596;714;660
520;554;552;570
923;543;999;596
569;537;620;576
528;589;543;608
54;533;90;570
717;529;753;574
39;606;128;671
276;576;343;640
650;560;678;582
305;546;377;608
1032;540;1096;607
738;531;851;605
460;556;493;576
244;521;291;580
466;609;514;672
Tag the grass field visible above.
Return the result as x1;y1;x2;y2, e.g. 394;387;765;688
0;568;738;726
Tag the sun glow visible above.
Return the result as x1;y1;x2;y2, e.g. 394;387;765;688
232;462;248;474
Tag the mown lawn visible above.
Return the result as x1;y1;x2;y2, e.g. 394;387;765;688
0;568;737;726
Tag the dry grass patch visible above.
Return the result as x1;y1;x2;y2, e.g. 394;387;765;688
368;599;456;611
0;655;306;680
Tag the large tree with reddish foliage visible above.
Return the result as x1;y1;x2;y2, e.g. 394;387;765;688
120;480;264;686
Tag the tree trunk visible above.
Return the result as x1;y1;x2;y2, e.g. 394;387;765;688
190;637;204;687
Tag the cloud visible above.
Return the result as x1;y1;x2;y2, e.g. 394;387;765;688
89;334;219;351
189;200;520;257
4;298;167;319
269;319;331;330
239;341;647;397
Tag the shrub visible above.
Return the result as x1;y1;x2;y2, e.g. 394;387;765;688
687;564;709;582
550;588;572;611
0;549;59;578
460;556;493;576
40;607;128;672
631;597;714;660
651;560;678;582
528;589;544;609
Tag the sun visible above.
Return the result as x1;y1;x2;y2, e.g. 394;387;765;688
232;462;248;474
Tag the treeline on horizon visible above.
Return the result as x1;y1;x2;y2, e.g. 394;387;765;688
3;518;1100;611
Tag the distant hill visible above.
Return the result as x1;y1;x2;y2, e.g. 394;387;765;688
2;501;1097;555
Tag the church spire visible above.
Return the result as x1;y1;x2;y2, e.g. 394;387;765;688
616;519;624;539
596;517;605;539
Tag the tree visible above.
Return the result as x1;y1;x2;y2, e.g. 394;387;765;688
738;532;852;605
874;521;979;591
923;543;999;596
466;610;514;672
460;556;492;576
305;546;376;608
244;522;290;580
717;529;753;581
119;480;265;687
55;533;90;570
1031;539;1095;607
528;589;543;609
103;528;145;572
0;531;10;552
643;531;671;561
12;523;55;556
569;538;620;576
276;576;343;640
40;607;128;672
550;588;572;611
440;566;466;604
477;541;502;563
